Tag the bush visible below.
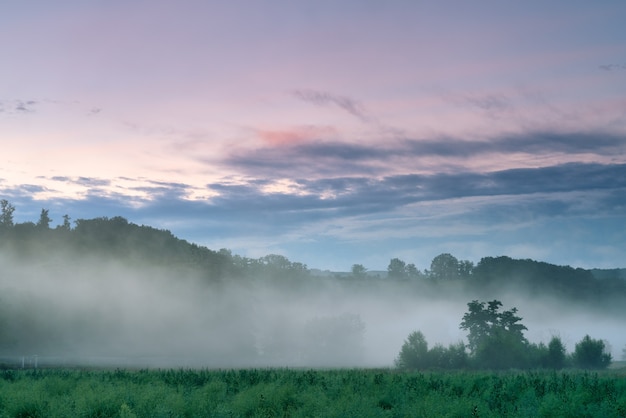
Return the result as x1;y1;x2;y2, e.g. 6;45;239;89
573;335;612;369
545;336;567;369
395;331;429;370
395;332;468;370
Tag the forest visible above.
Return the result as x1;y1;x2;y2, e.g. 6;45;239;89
1;200;625;300
0;199;625;370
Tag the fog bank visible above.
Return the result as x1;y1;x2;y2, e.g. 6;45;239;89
0;254;623;368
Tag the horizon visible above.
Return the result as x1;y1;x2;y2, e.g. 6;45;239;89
2;1;626;272
3;207;626;274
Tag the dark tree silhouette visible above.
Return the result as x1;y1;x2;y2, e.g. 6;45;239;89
0;199;15;229
545;336;567;369
460;300;528;369
430;253;460;280
351;264;367;279
395;330;429;370
573;335;612;369
37;209;52;229
387;258;407;279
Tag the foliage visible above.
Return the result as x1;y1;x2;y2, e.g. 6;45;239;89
1;199;625;305
573;335;612;369
460;300;528;369
0;368;625;417
0;199;15;228
0;206;310;283
398;304;612;371
405;262;421;278
545;336;567;370
58;214;72;230
36;209;52;229
0;199;624;371
458;259;474;278
395;331;468;371
387;257;407;279
395;331;429;369
351;263;367;279
430;253;460;280
471;256;599;299
387;258;423;280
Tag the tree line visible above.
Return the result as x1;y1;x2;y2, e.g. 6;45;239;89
2;199;625;300
1;200;624;369
0;200;309;282
396;299;613;371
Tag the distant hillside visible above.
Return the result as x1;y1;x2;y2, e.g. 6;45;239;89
0;215;310;282
0;207;624;303
590;268;626;280
1;204;624;368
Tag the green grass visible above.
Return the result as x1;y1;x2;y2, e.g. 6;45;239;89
0;368;624;417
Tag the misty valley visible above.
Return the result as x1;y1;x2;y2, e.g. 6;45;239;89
1;203;625;370
1;204;626;417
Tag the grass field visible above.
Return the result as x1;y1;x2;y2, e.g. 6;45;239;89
0;367;625;417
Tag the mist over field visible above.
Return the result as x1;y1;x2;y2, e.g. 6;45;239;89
1;251;623;368
3;0;626;378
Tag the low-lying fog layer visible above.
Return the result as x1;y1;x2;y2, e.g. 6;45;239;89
0;255;623;368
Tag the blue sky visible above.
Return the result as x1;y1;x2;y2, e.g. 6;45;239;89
2;0;625;271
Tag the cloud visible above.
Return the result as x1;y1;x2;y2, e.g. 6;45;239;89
4;161;625;271
220;140;388;178
0;98;104;119
186;163;626;220
463;93;511;113
221;130;626;178
256;125;336;146
49;176;111;188
599;64;626;71
0;99;37;114
16;100;37;112
292;89;370;122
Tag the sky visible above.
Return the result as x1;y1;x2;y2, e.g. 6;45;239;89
2;0;625;272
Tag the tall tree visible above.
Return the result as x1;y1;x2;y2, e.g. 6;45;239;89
430;253;460;280
395;330;429;370
459;300;528;369
351;264;367;279
0;199;15;228
405;263;422;279
37;208;52;229
387;258;407;279
458;260;474;279
573;335;612;369
61;214;72;230
545;336;567;369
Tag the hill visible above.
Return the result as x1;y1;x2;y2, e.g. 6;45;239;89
0;209;625;367
1;212;625;301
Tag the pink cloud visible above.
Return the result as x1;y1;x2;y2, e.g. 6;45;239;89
256;126;336;147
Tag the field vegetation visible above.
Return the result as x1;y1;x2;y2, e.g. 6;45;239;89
1;367;625;418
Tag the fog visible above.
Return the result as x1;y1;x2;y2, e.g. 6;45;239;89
0;253;623;368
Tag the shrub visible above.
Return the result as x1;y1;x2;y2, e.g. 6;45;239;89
395;330;429;370
573;335;612;369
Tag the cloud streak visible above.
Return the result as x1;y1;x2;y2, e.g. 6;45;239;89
0;99;37;114
599;64;626;71
7;163;624;223
221;130;626;178
292;89;371;122
3;161;625;270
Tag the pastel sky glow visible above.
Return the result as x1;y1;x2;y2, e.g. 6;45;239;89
2;1;626;271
